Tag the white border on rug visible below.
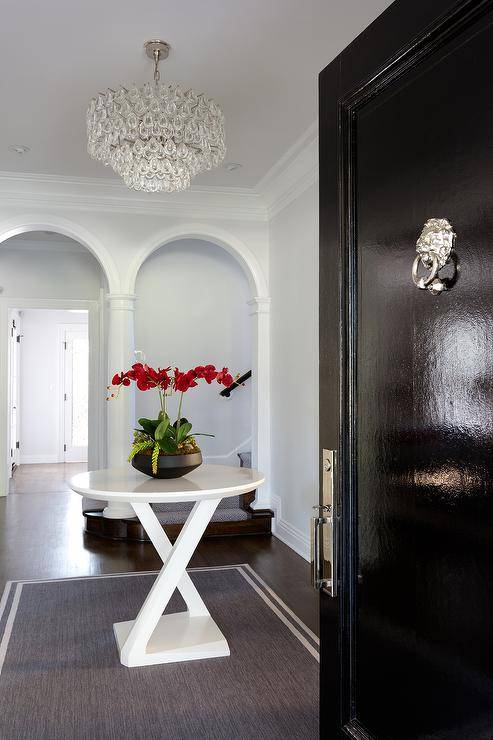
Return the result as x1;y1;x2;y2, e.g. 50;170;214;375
0;564;319;675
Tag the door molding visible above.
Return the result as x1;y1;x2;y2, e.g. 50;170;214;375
320;0;493;735
0;297;103;496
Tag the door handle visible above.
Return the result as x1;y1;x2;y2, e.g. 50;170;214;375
310;449;338;596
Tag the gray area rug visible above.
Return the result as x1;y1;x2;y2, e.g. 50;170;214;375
0;565;319;739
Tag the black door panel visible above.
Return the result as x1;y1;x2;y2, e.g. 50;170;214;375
319;1;493;737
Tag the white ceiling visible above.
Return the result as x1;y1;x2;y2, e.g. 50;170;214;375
0;0;391;188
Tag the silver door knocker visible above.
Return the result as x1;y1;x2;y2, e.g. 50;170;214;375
412;218;458;295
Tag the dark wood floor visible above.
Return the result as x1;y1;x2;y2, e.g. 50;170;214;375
1;464;318;635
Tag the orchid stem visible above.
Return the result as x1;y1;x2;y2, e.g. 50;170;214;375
158;388;166;417
177;392;184;427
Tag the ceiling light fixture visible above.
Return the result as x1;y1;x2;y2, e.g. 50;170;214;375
8;144;30;155
87;39;226;193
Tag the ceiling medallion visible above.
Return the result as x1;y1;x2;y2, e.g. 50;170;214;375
87;40;226;193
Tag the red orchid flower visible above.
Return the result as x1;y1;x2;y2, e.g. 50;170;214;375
195;364;218;384
216;367;234;387
111;372;131;387
174;368;198;393
125;363;171;391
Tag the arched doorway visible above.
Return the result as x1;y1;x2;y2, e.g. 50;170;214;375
127;224;271;509
135;238;253;466
0;225;113;495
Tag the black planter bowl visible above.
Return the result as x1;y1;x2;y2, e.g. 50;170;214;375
131;451;203;479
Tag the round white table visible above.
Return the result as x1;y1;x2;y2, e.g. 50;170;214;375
70;465;265;668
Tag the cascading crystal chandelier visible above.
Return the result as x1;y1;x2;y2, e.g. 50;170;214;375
87;40;226;192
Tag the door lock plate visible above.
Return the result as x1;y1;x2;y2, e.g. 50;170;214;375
311;449;337;596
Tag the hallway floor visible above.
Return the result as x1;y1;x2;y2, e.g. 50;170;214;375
1;463;318;635
8;462;87;494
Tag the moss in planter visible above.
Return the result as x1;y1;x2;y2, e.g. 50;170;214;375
132;430;201;456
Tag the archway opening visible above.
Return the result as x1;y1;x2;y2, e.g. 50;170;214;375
135;238;252;465
0;230;107;496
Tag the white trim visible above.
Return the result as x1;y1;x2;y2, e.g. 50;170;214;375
241;563;319;645
257;121;318;219
0;298;103;497
0;123;318;223
0;171;267;222
126;223;268;297
237;566;319;661
0;583;22;676
0;582;12;623
19;454;59;465
271;494;311;562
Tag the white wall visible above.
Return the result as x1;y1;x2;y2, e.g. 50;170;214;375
0;240;105;299
269;182;319;559
18;309;88;464
135;239;252;464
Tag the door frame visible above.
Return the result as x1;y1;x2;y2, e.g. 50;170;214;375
7;309;21;475
0;297;104;495
319;0;492;735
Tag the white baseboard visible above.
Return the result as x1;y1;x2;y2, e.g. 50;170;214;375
19;454;60;465
203;437;252;467
271;494;311;561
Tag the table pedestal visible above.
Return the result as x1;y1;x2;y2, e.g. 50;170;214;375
114;498;230;667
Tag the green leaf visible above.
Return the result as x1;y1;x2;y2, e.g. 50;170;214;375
193;433;215;438
138;418;157;437
176;422;192;443
128;440;153;461
151;442;160;474
158;436;178;454
155;417;170;441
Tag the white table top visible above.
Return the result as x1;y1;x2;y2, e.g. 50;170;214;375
69;465;265;504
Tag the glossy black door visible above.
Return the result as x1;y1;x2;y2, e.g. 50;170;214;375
319;1;493;737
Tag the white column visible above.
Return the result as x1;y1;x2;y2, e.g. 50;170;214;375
248;297;271;509
105;293;136;518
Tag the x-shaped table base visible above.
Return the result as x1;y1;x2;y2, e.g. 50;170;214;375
113;498;230;667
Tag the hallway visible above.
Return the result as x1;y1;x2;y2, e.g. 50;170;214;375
9;463;87;494
2;464;318;635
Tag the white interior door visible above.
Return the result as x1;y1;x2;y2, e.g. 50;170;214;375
8;312;21;475
62;326;89;463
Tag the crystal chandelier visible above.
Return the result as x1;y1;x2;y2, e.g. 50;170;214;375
87;40;226;192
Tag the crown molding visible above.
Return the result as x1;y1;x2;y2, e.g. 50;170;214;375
0;121;319;223
256;120;318;219
0;171;267;222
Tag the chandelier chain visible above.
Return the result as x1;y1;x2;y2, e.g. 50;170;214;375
153;49;160;84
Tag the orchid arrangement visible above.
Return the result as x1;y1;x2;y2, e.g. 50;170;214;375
107;362;235;474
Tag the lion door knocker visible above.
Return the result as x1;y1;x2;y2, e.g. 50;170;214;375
412;218;458;295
